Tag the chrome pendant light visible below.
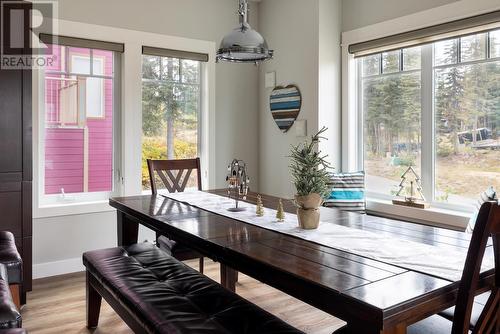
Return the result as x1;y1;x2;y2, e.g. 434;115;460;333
216;0;274;64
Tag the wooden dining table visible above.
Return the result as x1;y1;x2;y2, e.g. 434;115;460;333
109;190;495;334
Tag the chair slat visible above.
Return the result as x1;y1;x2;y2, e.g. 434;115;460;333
157;170;175;193
179;169;193;192
473;289;498;333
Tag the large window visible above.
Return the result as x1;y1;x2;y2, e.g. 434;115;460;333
359;29;500;208
41;44;119;203
141;54;202;190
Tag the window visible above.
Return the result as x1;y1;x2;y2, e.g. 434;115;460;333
41;44;119;203
141;54;202;190
358;29;500;209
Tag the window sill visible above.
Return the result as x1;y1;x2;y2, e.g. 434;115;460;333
366;198;472;230
34;200;115;219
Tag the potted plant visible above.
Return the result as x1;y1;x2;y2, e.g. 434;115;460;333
289;127;332;229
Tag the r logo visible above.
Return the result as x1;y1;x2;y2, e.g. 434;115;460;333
1;1;54;55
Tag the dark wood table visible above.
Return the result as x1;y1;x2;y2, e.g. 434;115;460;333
109;190;495;334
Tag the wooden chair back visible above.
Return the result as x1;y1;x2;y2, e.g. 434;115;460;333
147;158;202;195
452;201;499;334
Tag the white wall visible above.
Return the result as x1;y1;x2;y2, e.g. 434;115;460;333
33;211;117;278
258;0;342;198
33;0;261;278
341;0;458;31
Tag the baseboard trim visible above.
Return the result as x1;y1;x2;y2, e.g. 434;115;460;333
33;257;84;279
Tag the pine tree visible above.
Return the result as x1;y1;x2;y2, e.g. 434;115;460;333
256;195;264;217
276;199;285;222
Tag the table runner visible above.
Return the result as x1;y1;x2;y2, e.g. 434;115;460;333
160;191;494;282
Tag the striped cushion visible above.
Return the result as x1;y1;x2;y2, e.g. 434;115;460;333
323;172;366;214
466;186;497;233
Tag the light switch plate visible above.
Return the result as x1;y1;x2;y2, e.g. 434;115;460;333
295;119;307;137
265;71;276;88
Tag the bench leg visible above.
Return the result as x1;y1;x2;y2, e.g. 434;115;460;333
20;289;26;306
199;257;204;274
86;272;102;329
9;284;20;309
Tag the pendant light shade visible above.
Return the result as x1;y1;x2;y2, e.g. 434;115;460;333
216;0;274;64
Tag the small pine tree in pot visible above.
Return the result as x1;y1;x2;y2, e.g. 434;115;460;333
289;127;332;229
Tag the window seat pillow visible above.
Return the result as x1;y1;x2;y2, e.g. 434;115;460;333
323;172;366;214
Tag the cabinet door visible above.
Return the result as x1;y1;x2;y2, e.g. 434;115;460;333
0;191;22;237
0;70;23;173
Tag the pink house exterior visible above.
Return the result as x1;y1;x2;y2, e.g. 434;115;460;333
44;46;114;195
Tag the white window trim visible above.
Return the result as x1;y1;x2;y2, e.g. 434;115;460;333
33;17;216;218
341;0;500;229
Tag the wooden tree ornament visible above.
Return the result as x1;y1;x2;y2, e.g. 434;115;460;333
276;199;285;222
392;166;430;209
256;195;264;217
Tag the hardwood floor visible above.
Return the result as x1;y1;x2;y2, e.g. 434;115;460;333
21;259;345;334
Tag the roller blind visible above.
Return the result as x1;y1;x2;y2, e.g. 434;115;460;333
349;10;500;57
39;33;124;53
142;46;209;62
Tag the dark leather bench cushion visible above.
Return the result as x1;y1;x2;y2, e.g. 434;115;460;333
0;265;21;329
83;243;304;334
0;232;22;285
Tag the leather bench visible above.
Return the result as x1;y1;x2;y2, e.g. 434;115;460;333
0;264;21;329
0;233;22;308
83;243;304;334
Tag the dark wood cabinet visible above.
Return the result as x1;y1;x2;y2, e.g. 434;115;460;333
0;66;33;300
0;71;23;172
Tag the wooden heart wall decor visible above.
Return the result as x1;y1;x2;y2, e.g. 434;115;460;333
270;85;302;133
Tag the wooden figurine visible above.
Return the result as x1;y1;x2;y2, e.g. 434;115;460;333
276;199;285;222
256;195;264;217
392;166;430;209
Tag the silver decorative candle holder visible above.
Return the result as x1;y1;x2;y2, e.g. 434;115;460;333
226;159;250;212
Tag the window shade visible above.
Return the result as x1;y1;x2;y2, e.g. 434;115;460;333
142;46;209;62
39;34;124;53
349;10;500;57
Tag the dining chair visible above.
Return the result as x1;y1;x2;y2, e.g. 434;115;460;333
147;158;205;273
335;201;499;334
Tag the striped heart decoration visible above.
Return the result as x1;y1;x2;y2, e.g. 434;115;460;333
270;85;302;133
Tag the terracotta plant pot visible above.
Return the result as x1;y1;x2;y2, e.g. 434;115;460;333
294;193;322;229
297;208;320;229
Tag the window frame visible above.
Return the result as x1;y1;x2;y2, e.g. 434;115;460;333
36;48;122;208
354;31;500;214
